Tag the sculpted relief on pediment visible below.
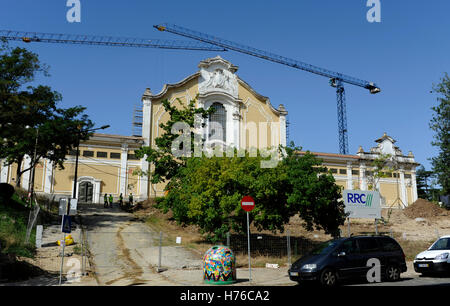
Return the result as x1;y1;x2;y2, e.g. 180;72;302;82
198;57;238;98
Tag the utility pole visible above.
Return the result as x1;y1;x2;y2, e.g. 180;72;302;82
29;127;39;207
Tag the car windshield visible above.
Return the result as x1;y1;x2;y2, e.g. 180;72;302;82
429;238;450;251
310;240;341;255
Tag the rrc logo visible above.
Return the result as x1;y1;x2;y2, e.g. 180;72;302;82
346;192;374;207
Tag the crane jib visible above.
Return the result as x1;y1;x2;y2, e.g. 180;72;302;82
153;23;380;93
0;30;227;52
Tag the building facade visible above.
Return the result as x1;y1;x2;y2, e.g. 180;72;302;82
0;57;419;207
298;133;420;208
0;134;146;203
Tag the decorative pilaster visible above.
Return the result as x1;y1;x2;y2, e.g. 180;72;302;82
410;168;418;204
43;160;53;193
120;144;128;196
22;155;31;189
140;90;152;201
399;166;407;206
232;111;240;150
347;163;353;190
279;111;287;147
0;160;9;183
359;163;367;190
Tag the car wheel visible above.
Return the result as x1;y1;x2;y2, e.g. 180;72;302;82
320;268;338;287
385;265;401;282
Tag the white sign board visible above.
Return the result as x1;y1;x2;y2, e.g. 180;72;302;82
59;198;68;216
343;190;381;219
69;198;78;216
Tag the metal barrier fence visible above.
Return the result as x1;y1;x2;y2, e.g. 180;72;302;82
224;231;321;267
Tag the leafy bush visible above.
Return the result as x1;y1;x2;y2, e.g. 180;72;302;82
157;145;346;242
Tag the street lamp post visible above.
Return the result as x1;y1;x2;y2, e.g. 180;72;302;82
28;127;39;207
72;125;110;201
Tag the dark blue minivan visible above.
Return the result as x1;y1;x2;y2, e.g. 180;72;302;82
288;235;407;286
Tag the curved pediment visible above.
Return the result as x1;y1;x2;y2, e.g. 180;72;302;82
142;56;288;117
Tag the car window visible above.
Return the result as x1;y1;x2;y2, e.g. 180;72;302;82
340;239;359;254
429;238;450;250
378;237;402;252
310;240;341;255
356;238;380;253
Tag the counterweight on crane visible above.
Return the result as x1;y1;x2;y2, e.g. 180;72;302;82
154;23;381;155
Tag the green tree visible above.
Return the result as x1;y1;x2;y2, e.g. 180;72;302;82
284;145;346;238
0;42;94;186
158;150;291;241
416;165;434;200
430;73;450;195
134;97;213;184
137;97;346;242
157;144;345;242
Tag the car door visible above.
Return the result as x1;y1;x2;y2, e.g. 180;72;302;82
356;237;382;278
334;238;364;279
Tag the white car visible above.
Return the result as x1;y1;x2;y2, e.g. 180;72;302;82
414;235;450;275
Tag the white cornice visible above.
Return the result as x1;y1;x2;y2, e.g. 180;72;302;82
143;72;200;100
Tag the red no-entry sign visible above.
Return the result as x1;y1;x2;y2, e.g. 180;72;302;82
241;195;255;212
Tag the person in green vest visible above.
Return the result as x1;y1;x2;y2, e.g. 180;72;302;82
119;193;123;207
109;194;113;208
104;193;108;208
129;193;133;207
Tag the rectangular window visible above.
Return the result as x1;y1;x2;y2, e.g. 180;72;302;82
97;151;108;158
110;152;121;159
83;151;94;157
127;154;139;160
352;170;359;175
68;150;77;156
405;174;411;179
357;238;380;253
339;169;347;175
330;168;338;174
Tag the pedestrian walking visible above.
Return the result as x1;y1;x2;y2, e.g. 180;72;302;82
119;193;123;207
104;193;108;208
109;194;113;208
129;193;133;206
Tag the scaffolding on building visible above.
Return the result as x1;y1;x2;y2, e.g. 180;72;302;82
132;105;143;137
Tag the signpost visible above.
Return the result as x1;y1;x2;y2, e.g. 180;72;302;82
36;225;43;249
58;197;75;285
241;195;255;282
343;190;381;236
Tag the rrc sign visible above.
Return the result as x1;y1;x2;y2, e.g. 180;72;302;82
343;190;381;219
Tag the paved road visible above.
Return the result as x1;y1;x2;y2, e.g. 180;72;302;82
78;204;450;287
347;275;450;286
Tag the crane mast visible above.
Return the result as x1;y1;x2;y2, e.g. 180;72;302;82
154;23;381;155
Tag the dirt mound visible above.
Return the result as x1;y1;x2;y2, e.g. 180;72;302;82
403;198;445;219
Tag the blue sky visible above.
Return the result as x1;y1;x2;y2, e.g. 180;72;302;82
1;0;449;170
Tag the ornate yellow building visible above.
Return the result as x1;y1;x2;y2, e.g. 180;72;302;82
0;57;419;207
298;133;419;208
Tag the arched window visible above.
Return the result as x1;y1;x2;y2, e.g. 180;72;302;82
209;102;226;143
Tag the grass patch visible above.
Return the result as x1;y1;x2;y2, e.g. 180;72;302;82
396;237;435;261
0;195;36;258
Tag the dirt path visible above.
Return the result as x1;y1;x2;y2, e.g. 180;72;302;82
80;204;202;286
